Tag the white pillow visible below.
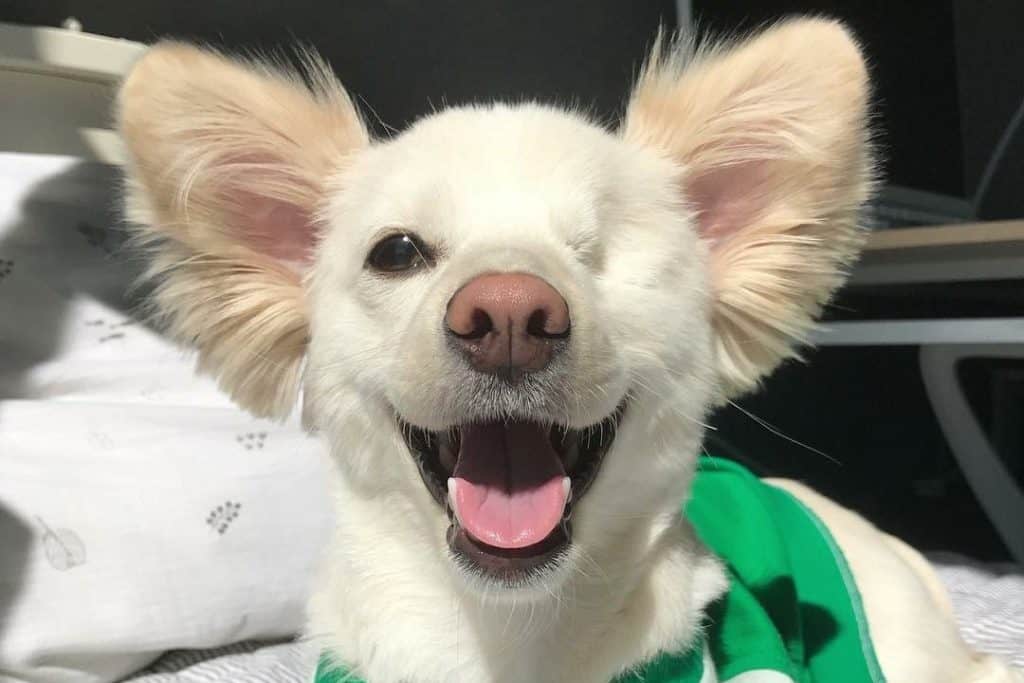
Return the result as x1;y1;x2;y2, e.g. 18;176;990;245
0;153;333;683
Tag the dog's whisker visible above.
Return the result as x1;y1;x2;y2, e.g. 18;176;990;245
628;370;715;432
628;375;669;404
572;547;611;585
726;400;841;466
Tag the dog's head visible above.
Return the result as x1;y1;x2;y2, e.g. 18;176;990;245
118;19;871;595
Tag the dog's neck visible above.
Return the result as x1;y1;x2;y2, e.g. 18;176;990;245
308;475;726;683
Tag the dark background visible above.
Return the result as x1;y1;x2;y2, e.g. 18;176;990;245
0;1;676;135
4;0;1023;210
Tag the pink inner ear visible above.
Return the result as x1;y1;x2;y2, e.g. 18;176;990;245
240;195;318;265
688;160;773;245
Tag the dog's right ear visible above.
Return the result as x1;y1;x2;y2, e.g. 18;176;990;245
117;43;368;418
622;19;873;401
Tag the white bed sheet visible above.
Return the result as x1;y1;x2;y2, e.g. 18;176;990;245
0;156;332;683
124;555;1023;682
933;554;1024;669
126;641;317;683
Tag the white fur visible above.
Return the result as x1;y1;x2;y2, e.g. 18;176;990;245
116;18;1023;683
303;103;724;682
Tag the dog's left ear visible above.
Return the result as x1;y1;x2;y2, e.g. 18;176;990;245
623;18;874;399
118;43;369;418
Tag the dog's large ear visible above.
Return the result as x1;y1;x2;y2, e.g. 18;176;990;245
623;18;874;399
117;43;368;418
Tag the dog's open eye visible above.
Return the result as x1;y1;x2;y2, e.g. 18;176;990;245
367;233;431;273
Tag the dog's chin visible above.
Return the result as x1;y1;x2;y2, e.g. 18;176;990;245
399;402;626;592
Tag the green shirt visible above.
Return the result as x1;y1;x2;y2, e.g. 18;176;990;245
315;457;886;683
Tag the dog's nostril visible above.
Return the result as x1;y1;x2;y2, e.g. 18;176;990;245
526;309;552;338
527;305;570;340
448;306;494;340
461;309;493;340
445;272;570;373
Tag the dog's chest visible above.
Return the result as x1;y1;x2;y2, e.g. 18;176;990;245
320;577;707;683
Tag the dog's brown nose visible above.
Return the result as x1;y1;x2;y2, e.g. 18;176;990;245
446;273;570;378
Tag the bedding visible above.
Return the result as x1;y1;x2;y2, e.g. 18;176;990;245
0;153;334;683
933;554;1024;669
123;558;1024;682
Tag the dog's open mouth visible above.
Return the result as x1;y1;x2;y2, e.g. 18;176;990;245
402;405;625;583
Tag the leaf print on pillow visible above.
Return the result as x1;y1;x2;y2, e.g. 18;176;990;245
37;517;87;571
236;432;267;450
206;501;242;534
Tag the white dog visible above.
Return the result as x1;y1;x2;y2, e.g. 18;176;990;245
117;18;1022;683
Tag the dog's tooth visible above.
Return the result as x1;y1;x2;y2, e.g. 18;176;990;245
447;478;463;527
562;476;571;503
443;488;455;522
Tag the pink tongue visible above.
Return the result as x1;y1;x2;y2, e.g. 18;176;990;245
449;421;568;550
